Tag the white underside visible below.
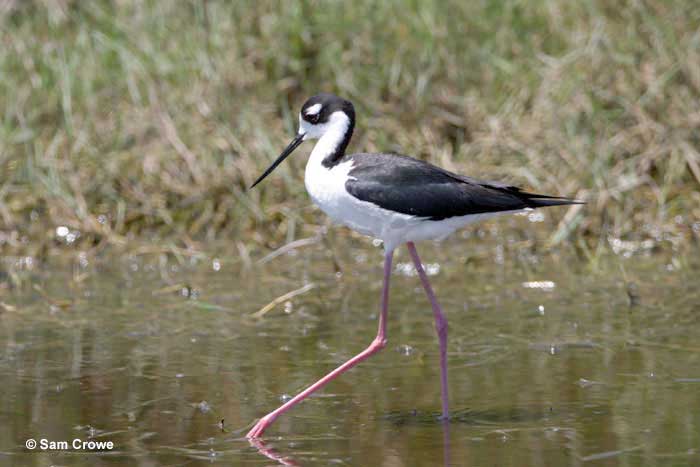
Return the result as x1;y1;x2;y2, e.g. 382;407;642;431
302;113;522;252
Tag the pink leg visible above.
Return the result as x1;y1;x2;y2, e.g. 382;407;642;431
406;242;449;420
247;249;395;438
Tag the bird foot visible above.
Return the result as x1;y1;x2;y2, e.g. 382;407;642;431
246;416;273;438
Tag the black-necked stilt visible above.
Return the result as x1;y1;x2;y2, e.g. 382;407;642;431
248;93;582;438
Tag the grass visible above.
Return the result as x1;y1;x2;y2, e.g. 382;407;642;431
1;0;699;257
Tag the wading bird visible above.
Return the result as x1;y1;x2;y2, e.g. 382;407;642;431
248;93;581;438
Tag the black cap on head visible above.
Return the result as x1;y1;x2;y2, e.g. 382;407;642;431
300;93;355;126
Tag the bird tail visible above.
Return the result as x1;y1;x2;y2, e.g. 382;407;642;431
521;192;585;208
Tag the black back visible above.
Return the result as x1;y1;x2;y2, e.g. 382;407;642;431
344;153;580;220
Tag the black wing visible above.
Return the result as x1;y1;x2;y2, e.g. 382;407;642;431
344;153;580;221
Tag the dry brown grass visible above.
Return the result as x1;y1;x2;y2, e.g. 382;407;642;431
1;0;699;258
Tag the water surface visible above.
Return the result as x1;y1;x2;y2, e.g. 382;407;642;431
1;237;699;466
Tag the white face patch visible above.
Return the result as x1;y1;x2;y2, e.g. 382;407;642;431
299;110;347;141
304;103;323;117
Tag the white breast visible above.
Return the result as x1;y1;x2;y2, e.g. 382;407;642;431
305;153;393;239
302;113;421;251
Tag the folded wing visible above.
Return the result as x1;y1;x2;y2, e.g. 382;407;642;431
344;153;581;221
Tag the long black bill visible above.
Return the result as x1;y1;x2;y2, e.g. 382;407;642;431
250;133;305;189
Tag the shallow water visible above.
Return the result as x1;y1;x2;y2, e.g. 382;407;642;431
1;237;699;466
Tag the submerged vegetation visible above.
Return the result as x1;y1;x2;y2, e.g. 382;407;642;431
1;0;699;256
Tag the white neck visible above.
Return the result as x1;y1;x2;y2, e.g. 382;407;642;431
307;112;351;167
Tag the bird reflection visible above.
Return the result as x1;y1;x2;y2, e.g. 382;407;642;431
248;418;452;467
247;437;300;466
